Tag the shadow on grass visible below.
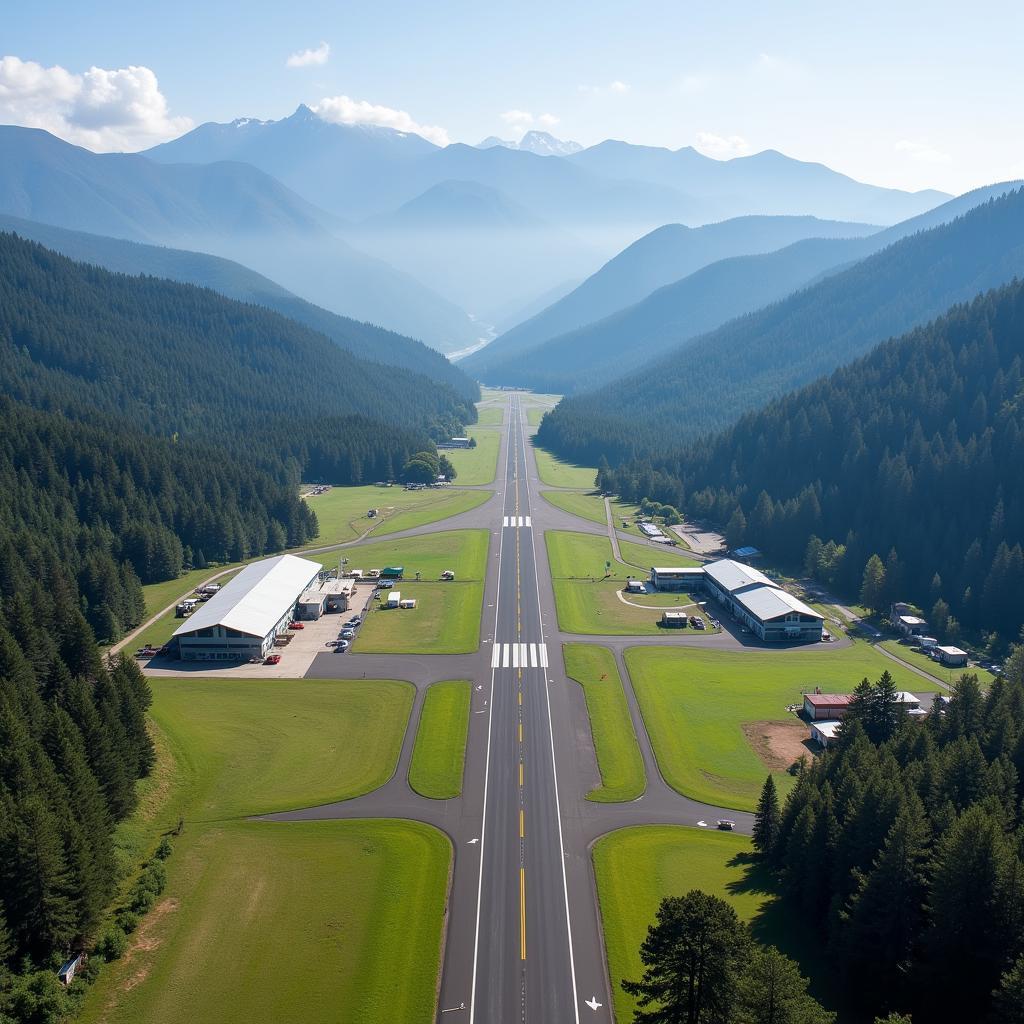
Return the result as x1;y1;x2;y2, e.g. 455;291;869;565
726;852;855;1022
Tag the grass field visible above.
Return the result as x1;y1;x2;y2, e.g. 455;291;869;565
302;484;489;545
877;639;995;687
141;567;242;621
620;590;701;608
546;532;702;635
594;826;829;1023
346;530;489;654
444;428;501;485
80;675;451;1024
476;406;504;426
625;643;932;811
532;447;596;488
409;681;472;798
149;677;413;819
564;645;645;802
80;819;450;1024
541;490;644;528
527;407;548;426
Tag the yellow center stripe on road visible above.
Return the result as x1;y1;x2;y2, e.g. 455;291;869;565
519;808;525;838
518;721;523;743
520;868;527;960
518;691;522;706
519;761;523;786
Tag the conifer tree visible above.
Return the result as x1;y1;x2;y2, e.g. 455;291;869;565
753;776;781;856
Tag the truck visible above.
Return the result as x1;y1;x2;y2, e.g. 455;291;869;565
386;591;401;608
440;570;455;581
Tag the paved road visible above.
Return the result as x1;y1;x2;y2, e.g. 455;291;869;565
264;394;788;1022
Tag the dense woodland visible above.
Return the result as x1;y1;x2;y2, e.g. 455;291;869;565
539;188;1024;463
755;668;1024;1022
0;551;154;1018
594;280;1024;645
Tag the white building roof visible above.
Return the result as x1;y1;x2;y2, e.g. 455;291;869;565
704;558;776;595
894;691;921;705
174;555;321;640
811;720;843;740
937;645;967;656
735;584;822;623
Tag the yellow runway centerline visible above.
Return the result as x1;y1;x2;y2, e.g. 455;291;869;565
520;867;527;960
519;761;523;786
519;808;525;837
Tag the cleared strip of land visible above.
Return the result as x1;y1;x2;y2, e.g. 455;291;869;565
409;680;472;798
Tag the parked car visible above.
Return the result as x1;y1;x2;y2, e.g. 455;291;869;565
347;617;362;626
336;640;349;652
717;820;736;831
288;621;305;630
341;629;355;639
693;618;706;630
265;654;282;665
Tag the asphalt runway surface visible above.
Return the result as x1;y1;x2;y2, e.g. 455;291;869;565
267;394;774;1022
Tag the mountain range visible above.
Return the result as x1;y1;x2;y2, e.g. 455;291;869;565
537;186;1024;462
477;131;584;157
468;181;1023;392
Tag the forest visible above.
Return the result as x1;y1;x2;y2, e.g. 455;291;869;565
0;540;154;1019
754;669;1024;1022
594;280;1024;645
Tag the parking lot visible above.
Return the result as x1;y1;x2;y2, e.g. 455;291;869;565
143;584;377;679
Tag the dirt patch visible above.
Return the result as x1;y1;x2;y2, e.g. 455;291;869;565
115;898;180;994
742;720;814;771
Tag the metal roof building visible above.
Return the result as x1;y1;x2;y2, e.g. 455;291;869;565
172;554;321;662
703;558;823;643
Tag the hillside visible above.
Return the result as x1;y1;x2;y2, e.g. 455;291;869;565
0;231;472;459
476;181;1023;392
0;125;479;351
0;214;478;400
597;279;1024;643
538;187;1024;461
464;214;879;376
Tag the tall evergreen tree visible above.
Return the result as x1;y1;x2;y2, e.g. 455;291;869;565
753;776;782;856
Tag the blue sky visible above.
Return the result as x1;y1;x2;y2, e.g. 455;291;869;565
3;0;1021;194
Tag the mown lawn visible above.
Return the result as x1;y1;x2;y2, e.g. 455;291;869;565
532;447;596;488
541;490;643;528
444;428;501;485
625;643;933;811
79;675;451;1024
345;530;489;654
409;681;472;798
80;819;449;1024
475;406;504;426
149;677;413;819
877;638;995;687
594;826;832;1024
563;645;645;802
546;532;701;635
302;484;489;545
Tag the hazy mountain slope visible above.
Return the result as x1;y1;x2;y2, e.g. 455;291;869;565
478;181;1023;392
465;214;878;373
537;187;1024;462
569;141;949;223
0;214;478;400
0;125;479;351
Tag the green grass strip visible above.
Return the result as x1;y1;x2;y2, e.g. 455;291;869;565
409;681;472;799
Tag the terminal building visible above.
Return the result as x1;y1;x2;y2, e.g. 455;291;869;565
172;554;321;662
649;558;824;643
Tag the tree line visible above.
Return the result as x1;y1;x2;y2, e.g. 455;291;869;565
592;280;1024;647
750;668;1024;1022
0;542;154;1017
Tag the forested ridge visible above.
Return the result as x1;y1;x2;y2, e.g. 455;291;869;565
756;670;1024;1021
539;187;1024;463
0;215;479;402
596;280;1024;643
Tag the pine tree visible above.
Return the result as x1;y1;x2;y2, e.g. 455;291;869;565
735;944;835;1024
859;555;887;612
622;890;750;1024
992;954;1024;1024
753;776;781;856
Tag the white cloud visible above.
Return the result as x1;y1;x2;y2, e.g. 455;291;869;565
500;109;561;135
537;112;560;128
895;139;952;164
694;131;752;159
286;42;330;68
312;94;449;145
0;55;191;151
578;79;631;97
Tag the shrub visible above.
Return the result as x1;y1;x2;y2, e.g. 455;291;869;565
115;909;140;934
96;927;128;961
155;837;173;860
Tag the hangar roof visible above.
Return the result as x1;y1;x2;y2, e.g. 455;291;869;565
174;554;321;640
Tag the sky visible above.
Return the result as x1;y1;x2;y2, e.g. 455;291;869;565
2;0;1022;195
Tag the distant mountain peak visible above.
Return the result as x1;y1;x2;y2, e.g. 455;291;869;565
474;131;582;157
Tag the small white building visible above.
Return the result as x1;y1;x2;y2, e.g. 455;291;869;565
650;566;705;591
810;720;843;748
626;579;647;594
936;645;968;667
386;591;401;608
